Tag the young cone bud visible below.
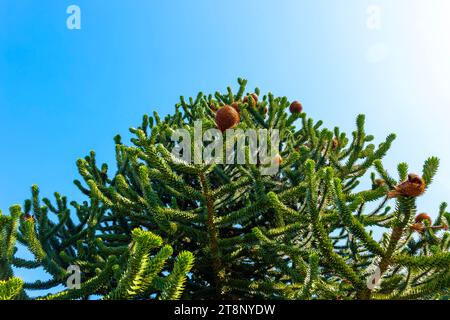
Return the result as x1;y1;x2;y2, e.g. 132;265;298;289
23;213;35;222
210;102;218;112
274;153;283;165
410;223;426;234
332;138;339;150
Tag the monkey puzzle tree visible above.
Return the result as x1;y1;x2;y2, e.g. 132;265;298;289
1;79;449;300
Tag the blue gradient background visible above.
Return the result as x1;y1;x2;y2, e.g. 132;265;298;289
1;0;449;291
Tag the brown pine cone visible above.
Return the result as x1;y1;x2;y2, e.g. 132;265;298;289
415;213;432;224
289;100;303;113
230;102;240;112
215;105;240;132
243;93;258;106
387;174;426;198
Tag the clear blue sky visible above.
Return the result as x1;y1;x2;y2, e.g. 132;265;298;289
1;0;450;288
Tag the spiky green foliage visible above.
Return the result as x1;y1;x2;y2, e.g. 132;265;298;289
0;193;194;300
0;277;23;300
1;79;449;300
